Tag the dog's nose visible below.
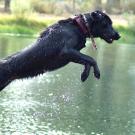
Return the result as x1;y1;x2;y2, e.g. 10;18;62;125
113;32;121;40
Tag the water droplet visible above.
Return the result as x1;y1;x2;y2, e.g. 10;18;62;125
49;93;53;96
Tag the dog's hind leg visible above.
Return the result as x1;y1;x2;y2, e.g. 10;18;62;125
61;48;100;81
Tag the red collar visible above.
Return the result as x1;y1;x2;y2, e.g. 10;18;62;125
73;15;97;50
73;15;90;37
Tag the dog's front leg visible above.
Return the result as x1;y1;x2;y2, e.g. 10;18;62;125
61;48;100;81
81;64;91;82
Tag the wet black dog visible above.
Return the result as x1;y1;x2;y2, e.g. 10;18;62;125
0;11;120;91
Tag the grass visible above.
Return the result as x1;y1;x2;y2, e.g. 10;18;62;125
0;14;60;36
0;14;134;43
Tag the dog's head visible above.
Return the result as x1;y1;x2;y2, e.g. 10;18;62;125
85;11;120;43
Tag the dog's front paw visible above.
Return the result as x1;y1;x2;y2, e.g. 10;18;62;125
81;71;89;82
81;64;91;82
94;70;100;79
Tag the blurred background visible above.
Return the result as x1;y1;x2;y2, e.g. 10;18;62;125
1;0;135;15
0;1;135;135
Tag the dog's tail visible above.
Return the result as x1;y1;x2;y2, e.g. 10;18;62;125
0;60;13;91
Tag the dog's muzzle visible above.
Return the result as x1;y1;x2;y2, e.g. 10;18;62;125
113;32;121;40
102;31;121;43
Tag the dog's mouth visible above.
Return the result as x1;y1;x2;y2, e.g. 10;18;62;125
101;33;121;44
105;38;114;43
101;36;114;44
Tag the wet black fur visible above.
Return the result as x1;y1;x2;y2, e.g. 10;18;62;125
0;11;120;91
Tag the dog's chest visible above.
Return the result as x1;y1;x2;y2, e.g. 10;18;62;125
75;38;86;50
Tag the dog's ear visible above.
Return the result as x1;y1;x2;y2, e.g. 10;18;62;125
91;11;103;21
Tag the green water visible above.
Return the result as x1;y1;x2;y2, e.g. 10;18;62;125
0;35;134;135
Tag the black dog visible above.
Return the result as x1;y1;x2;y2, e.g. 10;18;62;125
0;11;120;91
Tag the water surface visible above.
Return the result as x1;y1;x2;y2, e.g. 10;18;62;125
0;36;135;135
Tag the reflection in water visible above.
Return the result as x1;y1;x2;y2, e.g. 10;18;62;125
0;36;135;135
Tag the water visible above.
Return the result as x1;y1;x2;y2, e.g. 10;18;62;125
0;35;134;135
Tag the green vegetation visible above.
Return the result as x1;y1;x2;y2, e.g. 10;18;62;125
115;25;135;44
0;14;60;36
